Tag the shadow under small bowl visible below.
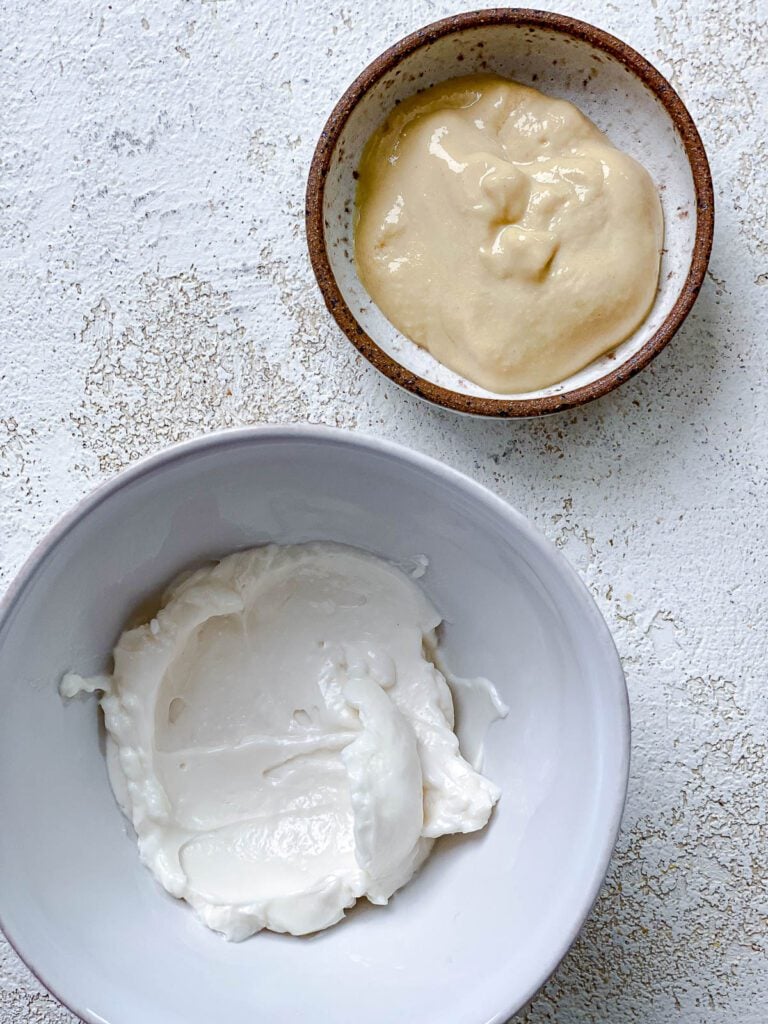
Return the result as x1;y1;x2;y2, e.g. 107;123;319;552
306;8;714;417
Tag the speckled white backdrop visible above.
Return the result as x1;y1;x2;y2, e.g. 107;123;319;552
1;0;766;1021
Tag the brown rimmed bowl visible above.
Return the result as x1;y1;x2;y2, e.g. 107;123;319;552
306;8;714;418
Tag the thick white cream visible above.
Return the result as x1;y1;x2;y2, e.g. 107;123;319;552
62;543;505;940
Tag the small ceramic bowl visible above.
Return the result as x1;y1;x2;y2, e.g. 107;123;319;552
306;9;714;417
0;427;629;1024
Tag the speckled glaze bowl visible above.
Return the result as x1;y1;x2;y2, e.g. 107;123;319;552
306;9;714;417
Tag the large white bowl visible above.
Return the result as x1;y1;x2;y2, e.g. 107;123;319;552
0;427;629;1024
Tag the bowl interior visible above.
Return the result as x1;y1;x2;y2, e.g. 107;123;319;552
0;430;627;1024
323;21;698;401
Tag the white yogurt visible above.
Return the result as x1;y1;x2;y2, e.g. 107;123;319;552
62;543;506;940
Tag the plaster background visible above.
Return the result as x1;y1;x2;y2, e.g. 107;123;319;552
1;1;766;1021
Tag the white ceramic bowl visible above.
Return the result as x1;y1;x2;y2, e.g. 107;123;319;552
306;10;714;416
0;427;629;1024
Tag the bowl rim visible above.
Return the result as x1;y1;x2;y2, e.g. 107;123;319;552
0;425;630;1024
305;7;715;418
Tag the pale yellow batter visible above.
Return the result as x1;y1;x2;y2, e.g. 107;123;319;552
354;75;663;393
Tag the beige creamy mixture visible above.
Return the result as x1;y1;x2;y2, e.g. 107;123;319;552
355;74;664;393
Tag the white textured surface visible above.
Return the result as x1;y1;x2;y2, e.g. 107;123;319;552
0;0;765;1021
